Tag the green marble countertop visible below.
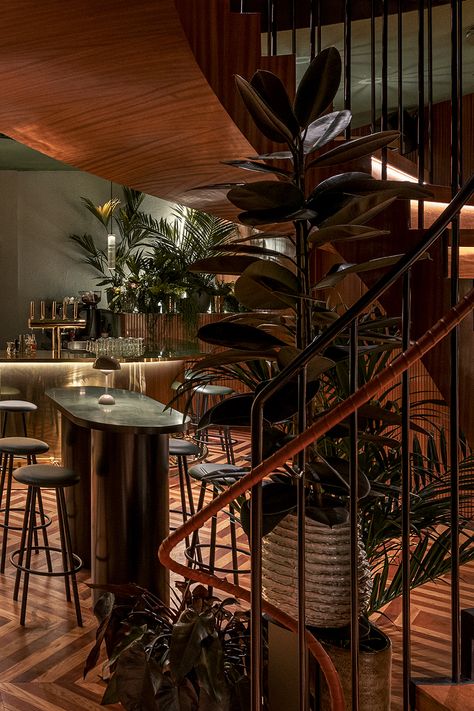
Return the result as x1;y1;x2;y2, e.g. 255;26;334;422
46;386;189;434
0;349;203;363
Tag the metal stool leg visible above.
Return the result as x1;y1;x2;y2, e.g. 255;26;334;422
13;486;33;602
57;488;82;626
1;454;14;573
19;487;37;626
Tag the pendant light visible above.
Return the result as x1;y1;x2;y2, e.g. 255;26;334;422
107;181;116;271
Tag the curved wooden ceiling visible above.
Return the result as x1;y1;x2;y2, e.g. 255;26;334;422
0;0;258;216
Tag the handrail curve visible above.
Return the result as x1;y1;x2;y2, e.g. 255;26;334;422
159;287;474;711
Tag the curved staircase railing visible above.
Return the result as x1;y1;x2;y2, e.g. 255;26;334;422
159;173;474;710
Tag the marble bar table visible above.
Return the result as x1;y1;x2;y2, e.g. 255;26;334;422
46;386;189;603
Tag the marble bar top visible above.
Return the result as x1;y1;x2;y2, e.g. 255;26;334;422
0;349;203;363
46;386;189;435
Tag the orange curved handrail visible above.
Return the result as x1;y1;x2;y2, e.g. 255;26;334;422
159;286;474;710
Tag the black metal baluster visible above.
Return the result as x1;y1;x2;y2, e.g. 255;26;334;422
349;319;359;711
417;0;425;228
381;0;388;178
371;0;376;135
427;0;434;182
401;271;412;711
344;0;352;139
266;0;272;56
397;0;404;154
310;0;316;61
250;403;264;710
297;368;307;711
292;0;296;56
271;0;277;55
450;0;462;682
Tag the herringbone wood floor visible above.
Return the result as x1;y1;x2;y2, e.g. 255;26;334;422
0;433;473;710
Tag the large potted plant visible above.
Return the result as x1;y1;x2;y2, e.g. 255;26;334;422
170;46;474;708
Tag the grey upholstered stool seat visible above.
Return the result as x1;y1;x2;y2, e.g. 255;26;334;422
11;464;82;626
187;462;250;586
169;438;201;458
193;384;234;397
0;437;50;573
0;396;33;437
0;387;21;398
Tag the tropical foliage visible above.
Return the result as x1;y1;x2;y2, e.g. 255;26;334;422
174;46;474;618
68;191;237;315
84;583;249;711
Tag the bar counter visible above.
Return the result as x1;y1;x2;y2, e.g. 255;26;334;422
47;386;189;601
0;349;200;457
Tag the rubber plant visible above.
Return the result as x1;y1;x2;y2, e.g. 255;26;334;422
175;45;431;521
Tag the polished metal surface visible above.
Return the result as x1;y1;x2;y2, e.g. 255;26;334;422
50;387;189;603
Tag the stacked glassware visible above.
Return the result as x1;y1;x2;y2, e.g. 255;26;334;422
85;337;145;358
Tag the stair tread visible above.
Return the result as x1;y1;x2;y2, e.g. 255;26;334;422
416;682;474;711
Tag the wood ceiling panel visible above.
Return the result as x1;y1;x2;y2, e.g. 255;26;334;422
0;0;257;216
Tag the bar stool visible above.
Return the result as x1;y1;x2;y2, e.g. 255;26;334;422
186;462;250;586
10;464;83;626
0;400;37;437
169;437;204;563
192;384;236;463
0;437;50;573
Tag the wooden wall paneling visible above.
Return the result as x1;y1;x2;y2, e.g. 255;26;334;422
175;0;296;157
0;0;263;218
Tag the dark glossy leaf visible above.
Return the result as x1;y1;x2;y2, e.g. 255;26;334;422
195;633;227;702
235;74;295;144
314;254;403;289
170;610;211;682
114;645;157;711
235;273;296;310
294;47;342;128
238;206;317;226
305;505;349;527
276;345;335;382
319;191;400;228
222;159;291;178
255;378;321;422
250;150;293;160
209;243;291;260
197;322;287;350
304;110;352;153
188;255;260;275
309;172;432;199
240;483;298;537
197;395;253;430
308;457;371;499
191;348;279;371
309;224;390;247
307;171;374;201
307;130;399;168
101;674;120;705
227;181;304;212
250;70;300;137
235;261;300;310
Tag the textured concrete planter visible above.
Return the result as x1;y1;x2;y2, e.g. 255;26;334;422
261;513;372;628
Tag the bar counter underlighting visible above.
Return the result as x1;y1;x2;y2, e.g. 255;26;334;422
0;349;199;458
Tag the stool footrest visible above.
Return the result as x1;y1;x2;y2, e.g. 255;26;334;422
10;546;82;577
0;506;51;532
